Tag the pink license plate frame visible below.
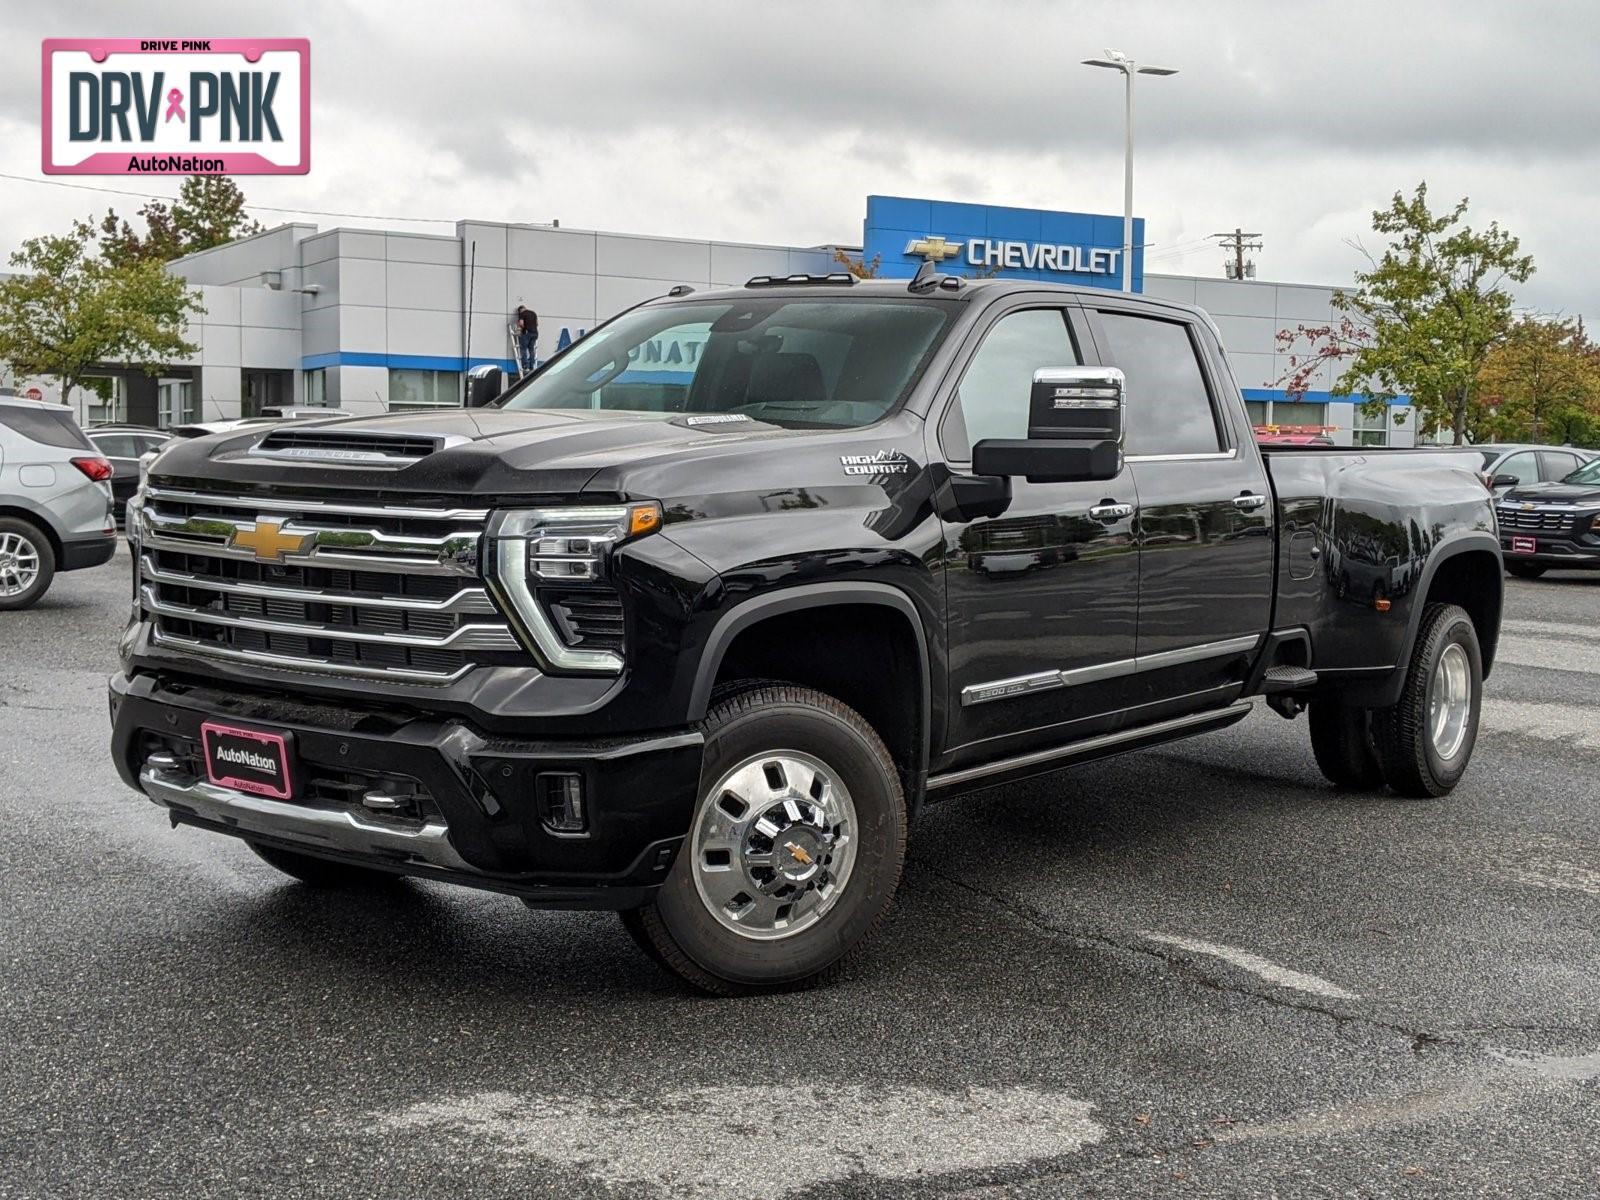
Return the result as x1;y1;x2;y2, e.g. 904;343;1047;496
200;720;295;800
1510;536;1537;555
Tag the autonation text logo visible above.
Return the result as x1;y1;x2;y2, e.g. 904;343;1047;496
42;38;309;175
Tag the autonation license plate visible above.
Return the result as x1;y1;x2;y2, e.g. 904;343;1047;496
201;721;296;800
1510;536;1538;555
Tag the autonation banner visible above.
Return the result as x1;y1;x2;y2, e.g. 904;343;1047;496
41;38;310;175
863;195;1143;291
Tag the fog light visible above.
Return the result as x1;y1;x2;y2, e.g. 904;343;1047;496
536;772;587;835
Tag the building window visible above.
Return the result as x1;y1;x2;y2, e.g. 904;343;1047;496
157;379;196;428
1276;401;1328;428
1244;399;1271;426
1353;403;1388;447
81;375;124;426
304;368;328;408
389;368;460;411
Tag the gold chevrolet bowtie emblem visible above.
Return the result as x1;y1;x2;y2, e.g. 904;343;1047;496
784;841;815;867
904;235;964;263
231;519;314;562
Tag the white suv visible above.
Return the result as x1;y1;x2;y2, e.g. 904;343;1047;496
0;396;117;610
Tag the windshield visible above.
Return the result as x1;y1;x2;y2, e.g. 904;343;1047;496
498;297;953;429
1563;457;1600;485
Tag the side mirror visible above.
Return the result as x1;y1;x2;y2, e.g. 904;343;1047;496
466;364;505;408
1490;472;1519;489
971;366;1125;483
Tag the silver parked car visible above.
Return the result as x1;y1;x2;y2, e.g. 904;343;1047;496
1476;443;1596;492
0;396;117;610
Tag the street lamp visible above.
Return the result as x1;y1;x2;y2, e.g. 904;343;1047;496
1082;49;1178;293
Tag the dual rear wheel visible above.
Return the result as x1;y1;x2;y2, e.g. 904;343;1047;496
1309;603;1483;799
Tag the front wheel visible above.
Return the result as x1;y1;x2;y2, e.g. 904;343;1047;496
1505;561;1546;579
626;684;907;995
1371;603;1483;798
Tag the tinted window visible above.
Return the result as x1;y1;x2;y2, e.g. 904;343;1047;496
1539;451;1581;481
942;309;1078;459
0;405;95;451
90;433;137;458
1095;312;1222;456
501;298;953;430
1496;451;1538;485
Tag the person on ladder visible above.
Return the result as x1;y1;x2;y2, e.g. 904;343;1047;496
514;305;539;376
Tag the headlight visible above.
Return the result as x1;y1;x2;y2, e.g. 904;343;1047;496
484;503;661;674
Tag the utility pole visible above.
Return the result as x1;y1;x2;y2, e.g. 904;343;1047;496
1213;228;1262;280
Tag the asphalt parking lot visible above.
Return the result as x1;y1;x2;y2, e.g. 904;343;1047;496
2;545;1597;1199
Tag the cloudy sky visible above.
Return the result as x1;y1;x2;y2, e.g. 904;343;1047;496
3;1;1596;318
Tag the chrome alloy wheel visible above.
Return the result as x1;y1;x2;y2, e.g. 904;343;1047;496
690;750;859;941
0;531;40;598
1428;642;1472;761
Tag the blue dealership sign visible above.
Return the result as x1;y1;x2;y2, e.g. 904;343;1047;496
863;195;1143;291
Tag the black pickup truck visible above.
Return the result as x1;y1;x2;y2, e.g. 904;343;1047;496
110;275;1502;994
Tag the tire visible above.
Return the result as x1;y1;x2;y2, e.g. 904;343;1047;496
1371;603;1483;798
1308;700;1385;789
0;518;55;611
248;841;404;888
1506;562;1547;579
625;683;907;996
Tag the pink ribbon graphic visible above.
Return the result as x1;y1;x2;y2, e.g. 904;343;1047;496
164;88;185;123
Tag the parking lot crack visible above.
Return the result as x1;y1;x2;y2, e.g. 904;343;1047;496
916;863;1453;1048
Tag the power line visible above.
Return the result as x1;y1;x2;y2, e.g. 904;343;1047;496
0;170;458;225
1212;228;1263;279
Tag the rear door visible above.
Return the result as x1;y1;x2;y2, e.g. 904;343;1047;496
1081;303;1273;712
933;299;1142;764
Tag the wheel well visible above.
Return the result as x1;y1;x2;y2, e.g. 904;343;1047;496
1424;550;1502;675
0;506;61;562
710;604;926;808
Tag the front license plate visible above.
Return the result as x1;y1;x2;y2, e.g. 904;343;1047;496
1510;536;1537;555
201;721;296;800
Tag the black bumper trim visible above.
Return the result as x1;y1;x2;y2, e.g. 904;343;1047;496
60;532;116;571
110;671;703;901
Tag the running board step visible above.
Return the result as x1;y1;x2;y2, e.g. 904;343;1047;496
1259;665;1319;693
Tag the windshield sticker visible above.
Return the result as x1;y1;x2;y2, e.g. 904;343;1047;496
682;413;750;427
841;450;913;477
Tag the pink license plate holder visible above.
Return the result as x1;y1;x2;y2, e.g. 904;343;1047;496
200;721;296;801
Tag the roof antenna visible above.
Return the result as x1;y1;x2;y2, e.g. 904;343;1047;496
907;259;938;292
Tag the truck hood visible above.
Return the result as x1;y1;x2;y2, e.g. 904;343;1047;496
148;407;810;499
1500;480;1600;505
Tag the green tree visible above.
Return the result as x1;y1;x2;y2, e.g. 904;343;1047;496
97;176;263;267
1277;183;1534;444
0;220;201;409
1475;316;1600;446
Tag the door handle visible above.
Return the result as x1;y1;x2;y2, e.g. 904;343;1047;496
1233;493;1268;511
1089;502;1134;522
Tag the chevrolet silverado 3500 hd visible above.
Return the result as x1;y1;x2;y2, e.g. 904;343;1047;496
110;274;1502;993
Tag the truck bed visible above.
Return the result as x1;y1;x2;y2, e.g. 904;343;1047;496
1262;446;1497;692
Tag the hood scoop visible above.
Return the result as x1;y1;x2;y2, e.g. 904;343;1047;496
251;427;466;465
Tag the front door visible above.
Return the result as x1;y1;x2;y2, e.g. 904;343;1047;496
1084;303;1273;710
935;303;1141;767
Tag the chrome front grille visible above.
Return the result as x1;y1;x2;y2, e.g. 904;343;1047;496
1496;507;1575;532
138;486;526;683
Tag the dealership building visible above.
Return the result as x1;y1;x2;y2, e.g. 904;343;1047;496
22;194;1416;447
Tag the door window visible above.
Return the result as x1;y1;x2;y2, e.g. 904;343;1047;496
1539;451;1581;481
941;308;1079;460
1094;312;1222;456
1496;451;1538;485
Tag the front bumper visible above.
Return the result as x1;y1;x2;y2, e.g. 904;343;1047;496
109;671;704;907
1499;532;1600;569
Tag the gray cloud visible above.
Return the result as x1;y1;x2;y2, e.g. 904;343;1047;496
1;0;1595;317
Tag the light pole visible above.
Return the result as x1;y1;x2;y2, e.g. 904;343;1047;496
1082;50;1178;293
